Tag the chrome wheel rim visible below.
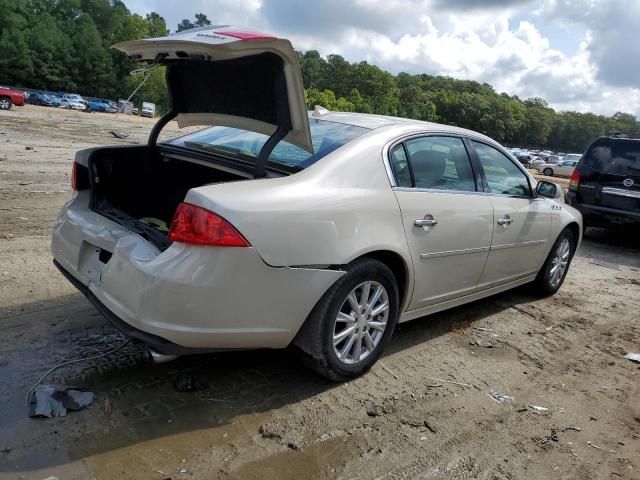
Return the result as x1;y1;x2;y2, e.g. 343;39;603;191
332;281;389;365
549;238;571;288
0;99;9;109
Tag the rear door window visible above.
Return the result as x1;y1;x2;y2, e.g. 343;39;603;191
583;139;640;177
402;136;476;191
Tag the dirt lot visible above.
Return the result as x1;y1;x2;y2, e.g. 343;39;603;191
1;105;639;480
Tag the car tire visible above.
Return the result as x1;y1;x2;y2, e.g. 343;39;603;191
543;168;553;176
533;228;576;296
0;97;12;110
293;258;400;381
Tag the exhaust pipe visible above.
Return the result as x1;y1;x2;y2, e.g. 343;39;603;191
148;349;178;364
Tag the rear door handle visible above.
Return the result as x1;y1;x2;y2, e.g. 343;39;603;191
497;214;513;226
414;215;438;228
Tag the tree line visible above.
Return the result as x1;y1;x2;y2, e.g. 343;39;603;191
1;0;637;153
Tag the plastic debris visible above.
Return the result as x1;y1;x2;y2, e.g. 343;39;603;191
624;352;640;364
28;385;93;418
529;405;549;413
488;392;513;403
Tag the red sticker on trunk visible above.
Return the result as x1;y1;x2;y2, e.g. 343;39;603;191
215;30;275;41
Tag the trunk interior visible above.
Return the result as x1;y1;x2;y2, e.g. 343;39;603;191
88;146;249;250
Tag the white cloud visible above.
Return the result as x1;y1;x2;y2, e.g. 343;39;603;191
129;0;640;116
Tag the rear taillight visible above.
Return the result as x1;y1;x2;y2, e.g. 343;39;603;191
168;203;250;247
71;162;78;190
71;162;89;191
569;169;581;191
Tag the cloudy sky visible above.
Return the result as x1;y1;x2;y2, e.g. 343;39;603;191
127;0;640;116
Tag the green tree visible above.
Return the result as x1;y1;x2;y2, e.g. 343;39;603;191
194;13;211;27
71;13;115;96
146;12;169;37
177;18;195;32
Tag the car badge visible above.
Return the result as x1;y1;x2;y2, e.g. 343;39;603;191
623;178;634;187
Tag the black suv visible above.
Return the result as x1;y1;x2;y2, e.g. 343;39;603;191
565;134;640;230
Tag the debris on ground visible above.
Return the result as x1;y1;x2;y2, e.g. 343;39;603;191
366;401;383;417
561;426;582;432
28;385;93;418
587;441;616;453
624;352;640;364
377;360;399;379
110;130;130;139
470;339;497;348
487;392;513;404
529;405;549;413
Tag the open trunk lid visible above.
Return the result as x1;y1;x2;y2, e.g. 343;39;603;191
112;26;312;154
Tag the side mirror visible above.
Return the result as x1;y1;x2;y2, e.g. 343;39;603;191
536;181;558;198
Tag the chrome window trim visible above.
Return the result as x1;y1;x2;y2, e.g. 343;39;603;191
382;131;536;196
601;187;640;199
391;186;537;200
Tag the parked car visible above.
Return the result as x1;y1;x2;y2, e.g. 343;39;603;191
62;93;88;106
561;153;582;163
141;101;156;117
537;159;579;177
529;156;547;168
566;134;640;230
88;99;117;113
26;92;55;107
60;98;87;110
52;27;583;381
0;86;25;110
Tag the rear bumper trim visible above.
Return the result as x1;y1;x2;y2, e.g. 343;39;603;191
54;259;235;355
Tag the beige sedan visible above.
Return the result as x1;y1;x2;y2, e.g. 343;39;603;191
52;26;583;380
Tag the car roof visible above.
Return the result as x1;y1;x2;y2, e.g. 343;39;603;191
311;110;498;144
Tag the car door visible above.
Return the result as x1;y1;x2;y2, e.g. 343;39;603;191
389;135;494;310
469;140;552;288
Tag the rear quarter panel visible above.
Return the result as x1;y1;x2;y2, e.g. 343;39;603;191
185;127;413;270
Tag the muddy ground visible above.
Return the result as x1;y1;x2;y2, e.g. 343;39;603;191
0;105;639;480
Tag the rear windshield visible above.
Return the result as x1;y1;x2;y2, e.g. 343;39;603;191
171;118;370;172
584;139;640;176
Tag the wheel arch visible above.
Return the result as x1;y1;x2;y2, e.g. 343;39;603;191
347;249;411;313
565;221;581;247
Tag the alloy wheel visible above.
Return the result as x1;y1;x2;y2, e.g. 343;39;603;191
549;238;570;288
332;281;389;365
0;98;10;110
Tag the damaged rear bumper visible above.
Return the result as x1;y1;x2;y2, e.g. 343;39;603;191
52;197;344;353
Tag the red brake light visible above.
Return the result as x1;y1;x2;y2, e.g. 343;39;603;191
168;203;250;247
71;162;78;191
569;169;581;191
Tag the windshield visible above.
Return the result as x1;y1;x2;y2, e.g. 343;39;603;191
563;154;581;162
170;118;370;172
583;139;640;176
